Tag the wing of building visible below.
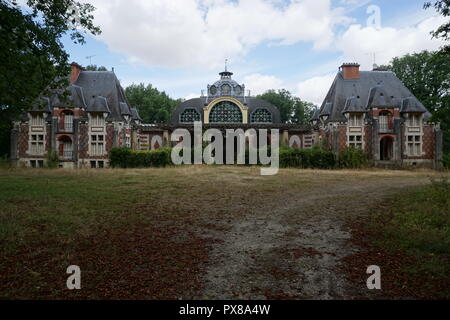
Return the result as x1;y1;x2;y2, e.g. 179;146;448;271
10;63;142;168
10;62;442;168
312;63;442;166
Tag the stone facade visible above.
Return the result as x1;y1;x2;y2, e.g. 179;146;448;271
11;62;442;169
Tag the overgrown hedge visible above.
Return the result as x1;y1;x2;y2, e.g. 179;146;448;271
109;147;172;168
110;146;369;170
337;147;369;169
279;147;336;169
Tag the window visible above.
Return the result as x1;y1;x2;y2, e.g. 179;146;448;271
379;111;393;131
90;114;105;126
30;134;44;155
90;135;104;156
251;109;272;123
90;161;97;168
30;114;45;126
348;114;363;126
38;160;44;168
209;101;242;123
407;135;421;156
406;114;421;126
64;113;73;132
125;134;131;148
98;161;104;168
348;135;363;149
221;84;231;95
180;108;201;123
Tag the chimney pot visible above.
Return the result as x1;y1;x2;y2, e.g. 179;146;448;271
340;62;360;80
70;62;84;84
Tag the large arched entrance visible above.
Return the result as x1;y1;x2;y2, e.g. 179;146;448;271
209;101;243;123
380;136;393;160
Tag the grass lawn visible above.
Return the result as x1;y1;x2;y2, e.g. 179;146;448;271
343;178;450;299
0;166;448;299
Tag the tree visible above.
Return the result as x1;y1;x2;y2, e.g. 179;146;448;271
0;0;100;157
86;65;108;71
257;89;316;124
383;50;450;152
125;83;180;124
424;0;450;54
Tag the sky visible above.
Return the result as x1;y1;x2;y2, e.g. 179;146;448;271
62;0;446;106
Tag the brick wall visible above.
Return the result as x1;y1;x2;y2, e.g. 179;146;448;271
18;124;29;158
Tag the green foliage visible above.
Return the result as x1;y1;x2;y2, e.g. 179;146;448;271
0;0;100;157
109;147;172;168
257;89;315;124
46;150;59;168
279;146;336;169
369;178;450;297
383;50;450;152
125;83;180;124
442;151;450;168
424;0;450;54
0;0;101;110
85;65;108;71
338;147;368;169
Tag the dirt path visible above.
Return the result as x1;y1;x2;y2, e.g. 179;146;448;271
197;174;434;299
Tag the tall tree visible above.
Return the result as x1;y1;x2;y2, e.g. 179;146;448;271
125;83;180;124
383;50;450;151
257;89;316;124
0;0;100;157
86;65;108;71
424;0;450;54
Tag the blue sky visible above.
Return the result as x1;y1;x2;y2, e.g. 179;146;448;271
62;0;445;105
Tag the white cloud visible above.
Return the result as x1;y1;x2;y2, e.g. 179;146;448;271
243;73;284;95
185;93;200;100
336;15;447;70
88;0;347;69
295;15;447;106
296;73;335;105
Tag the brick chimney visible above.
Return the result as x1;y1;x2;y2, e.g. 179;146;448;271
340;63;360;80
70;62;84;84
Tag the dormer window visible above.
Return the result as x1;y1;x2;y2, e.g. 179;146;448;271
348;114;363;126
90;114;105;126
406;113;421;127
30;113;45;126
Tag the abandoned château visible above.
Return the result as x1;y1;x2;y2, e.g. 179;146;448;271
10;62;443;168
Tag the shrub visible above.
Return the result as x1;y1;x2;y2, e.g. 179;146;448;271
46;150;59;169
442;151;450;169
109;147;172;168
338;147;368;169
279;147;336;169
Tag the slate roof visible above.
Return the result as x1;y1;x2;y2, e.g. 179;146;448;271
319;70;432;122
171;96;281;124
32;70;135;122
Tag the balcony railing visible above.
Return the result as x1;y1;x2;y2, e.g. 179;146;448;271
379;117;393;133
61;150;73;160
57;123;73;133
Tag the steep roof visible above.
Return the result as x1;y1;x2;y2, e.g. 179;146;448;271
319;70;432;122
32;70;134;122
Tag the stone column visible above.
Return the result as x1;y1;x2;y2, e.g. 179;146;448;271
372;119;379;161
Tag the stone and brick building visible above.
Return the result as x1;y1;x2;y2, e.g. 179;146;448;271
11;62;443;168
11;63;142;168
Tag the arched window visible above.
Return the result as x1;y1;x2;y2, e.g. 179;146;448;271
251;108;272;123
379;110;393;132
221;84;231;95
180;108;201;123
209;101;242;123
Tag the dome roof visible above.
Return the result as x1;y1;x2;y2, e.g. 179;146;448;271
207;69;244;97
